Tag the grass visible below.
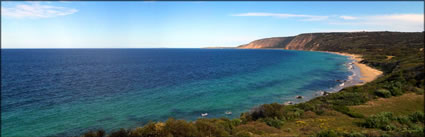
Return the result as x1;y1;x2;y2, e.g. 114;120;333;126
268;93;424;137
278;110;362;136
350;93;424;117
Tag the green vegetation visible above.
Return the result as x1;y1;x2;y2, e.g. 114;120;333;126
312;111;424;137
81;32;424;137
374;89;391;98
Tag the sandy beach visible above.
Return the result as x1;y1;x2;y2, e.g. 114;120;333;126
325;51;383;85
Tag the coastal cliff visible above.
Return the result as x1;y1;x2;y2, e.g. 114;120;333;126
284;33;316;50
238;37;294;49
238;32;424;53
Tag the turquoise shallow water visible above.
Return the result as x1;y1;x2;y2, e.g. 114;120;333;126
1;49;351;136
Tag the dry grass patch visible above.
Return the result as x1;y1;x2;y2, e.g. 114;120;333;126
350;93;424;116
234;121;284;136
278;110;367;136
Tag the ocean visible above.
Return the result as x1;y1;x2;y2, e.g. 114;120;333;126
1;49;353;136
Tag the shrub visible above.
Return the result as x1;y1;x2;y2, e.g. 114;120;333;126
83;129;105;137
390;87;403;96
194;119;230;137
362;112;394;129
247;103;305;121
332;105;364;118
261;117;284;129
384;124;396;131
408;111;425;123
396;116;411;125
129;122;168;137
164;118;198;137
414;87;424;94
316;130;339;137
324;92;369;106
233;122;282;135
250;103;285;120
109;128;129;137
343;132;365;137
399;126;424;137
374;89;392;98
234;131;252;137
230;119;242;127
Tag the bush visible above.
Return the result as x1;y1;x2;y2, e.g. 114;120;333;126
408;111;425;123
234;131;252;137
362;112;394;130
261;117;284;129
246;103;304;121
249;103;285;120
316;130;339;137
384;124;396;131
194;119;230;137
333;105;364;118
230;119;242;127
83;129;105;137
390;87;403;96
396;116;411;125
414;87;424;94
343;132;366;137
399;126;424;137
324;92;369;106
109;128;129;137
233;122;282;135
374;89;392;98
129;122;168;137
164;118;198;137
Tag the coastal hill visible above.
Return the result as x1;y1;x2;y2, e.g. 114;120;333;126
238;32;423;52
238;37;294;49
83;31;424;137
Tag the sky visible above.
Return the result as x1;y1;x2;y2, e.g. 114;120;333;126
1;1;424;48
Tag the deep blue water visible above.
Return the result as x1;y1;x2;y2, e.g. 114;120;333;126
1;49;351;136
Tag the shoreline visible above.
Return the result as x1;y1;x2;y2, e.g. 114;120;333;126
322;51;383;86
289;50;384;105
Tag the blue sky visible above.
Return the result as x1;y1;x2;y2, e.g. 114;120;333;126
1;1;424;48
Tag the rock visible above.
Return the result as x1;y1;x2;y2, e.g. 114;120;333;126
296;96;304;99
284;101;294;105
322;91;330;96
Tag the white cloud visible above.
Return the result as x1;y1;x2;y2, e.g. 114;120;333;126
339;16;357;20
1;2;78;19
232;12;329;21
369;14;423;23
330;14;424;32
232;12;423;31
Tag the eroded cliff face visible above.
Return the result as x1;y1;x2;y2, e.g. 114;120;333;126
237;34;316;50
284;34;316;50
238;37;294;49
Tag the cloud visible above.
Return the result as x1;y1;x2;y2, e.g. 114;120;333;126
1;2;78;19
339;16;357;20
232;12;423;31
232;12;328;21
369;14;423;23
330;14;424;32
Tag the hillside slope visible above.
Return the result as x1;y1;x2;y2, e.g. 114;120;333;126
238;32;424;53
238;37;294;49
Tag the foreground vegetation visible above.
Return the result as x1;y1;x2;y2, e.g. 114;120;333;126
81;32;424;137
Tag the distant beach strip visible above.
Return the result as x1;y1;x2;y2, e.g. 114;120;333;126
325;51;383;88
